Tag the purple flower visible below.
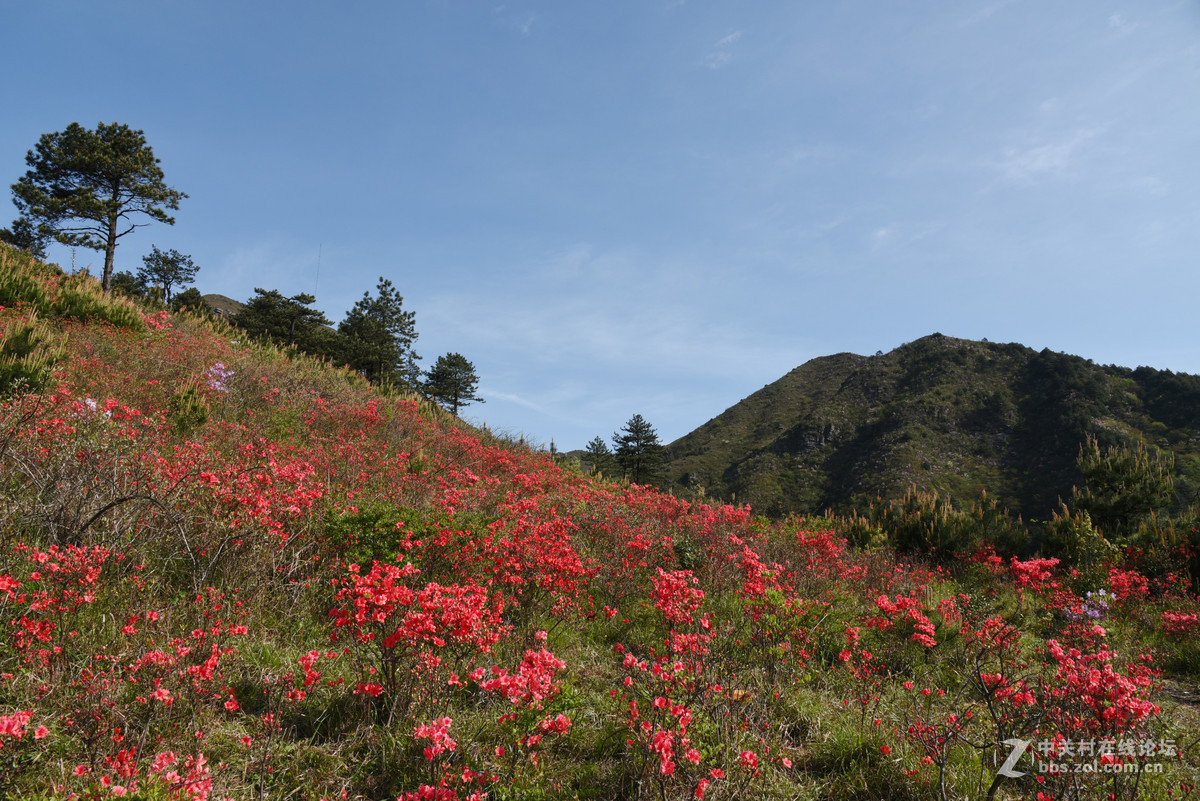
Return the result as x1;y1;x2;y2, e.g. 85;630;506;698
207;362;233;392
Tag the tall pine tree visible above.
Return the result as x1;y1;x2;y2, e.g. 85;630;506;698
583;435;618;478
11;122;185;292
612;414;664;485
338;277;420;386
425;352;484;416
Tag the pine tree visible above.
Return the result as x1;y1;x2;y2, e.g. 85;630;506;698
338;277;420;386
0;217;48;260
11;122;185;292
583;435;618;477
1073;435;1175;539
612;414;664;485
424;352;484;416
231;288;339;358
137;245;198;304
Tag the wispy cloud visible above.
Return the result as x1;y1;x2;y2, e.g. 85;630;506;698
704;30;744;69
869;221;947;250
422;245;795;385
218;239;325;301
492;6;539;36
993;126;1106;184
482;390;545;412
957;0;1015;27
1131;175;1168;196
773;143;848;170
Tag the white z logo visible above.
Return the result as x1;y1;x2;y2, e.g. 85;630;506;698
998;738;1030;778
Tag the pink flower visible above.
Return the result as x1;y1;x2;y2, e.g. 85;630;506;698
34;726;49;740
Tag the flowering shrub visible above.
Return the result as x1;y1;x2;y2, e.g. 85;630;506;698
0;266;1194;800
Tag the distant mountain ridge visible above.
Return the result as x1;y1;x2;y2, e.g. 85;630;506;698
662;333;1200;519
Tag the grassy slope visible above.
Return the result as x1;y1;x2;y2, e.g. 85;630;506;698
1;247;1198;800
663;334;1200;519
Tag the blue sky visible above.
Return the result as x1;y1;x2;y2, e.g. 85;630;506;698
5;1;1199;451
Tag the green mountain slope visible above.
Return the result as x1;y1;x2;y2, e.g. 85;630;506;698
663;333;1200;518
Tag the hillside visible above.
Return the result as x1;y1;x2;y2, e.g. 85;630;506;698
1;246;1198;800
202;293;245;318
663;333;1200;519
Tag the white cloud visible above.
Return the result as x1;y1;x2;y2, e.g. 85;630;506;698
704;29;744;69
869;221;947;250
482;390;546;412
493;6;538;36
993;127;1106;184
958;0;1015;27
715;30;743;48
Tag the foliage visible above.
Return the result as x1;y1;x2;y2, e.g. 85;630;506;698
1040;503;1117;589
1074;435;1175;541
137;244;198;304
424;352;484;416
0;216;48;259
662;334;1200;524
0;254;1196;800
337;276;420;387
613;413;665;485
0;309;66;397
230;288;339;358
583;435;619;478
0;242;144;331
171;286;210;314
10;121;186;292
109;269;145;298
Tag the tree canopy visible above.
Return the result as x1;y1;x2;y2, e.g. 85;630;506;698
613;413;665;485
10;122;185;292
0;217;47;260
338;277;420;387
425;352;484;416
583;435;618;478
231;289;338;357
138;245;198;304
1073;435;1175;539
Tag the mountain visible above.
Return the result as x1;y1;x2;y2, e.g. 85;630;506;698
202;292;245;318
663;333;1200;519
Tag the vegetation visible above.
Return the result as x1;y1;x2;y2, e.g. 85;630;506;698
0;217;47;260
338;276;421;388
425;352;484;416
663;333;1200;525
8;122;185;293
582;435;619;478
137;245;199;305
613;413;665;485
0;252;1196;800
230;289;339;358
